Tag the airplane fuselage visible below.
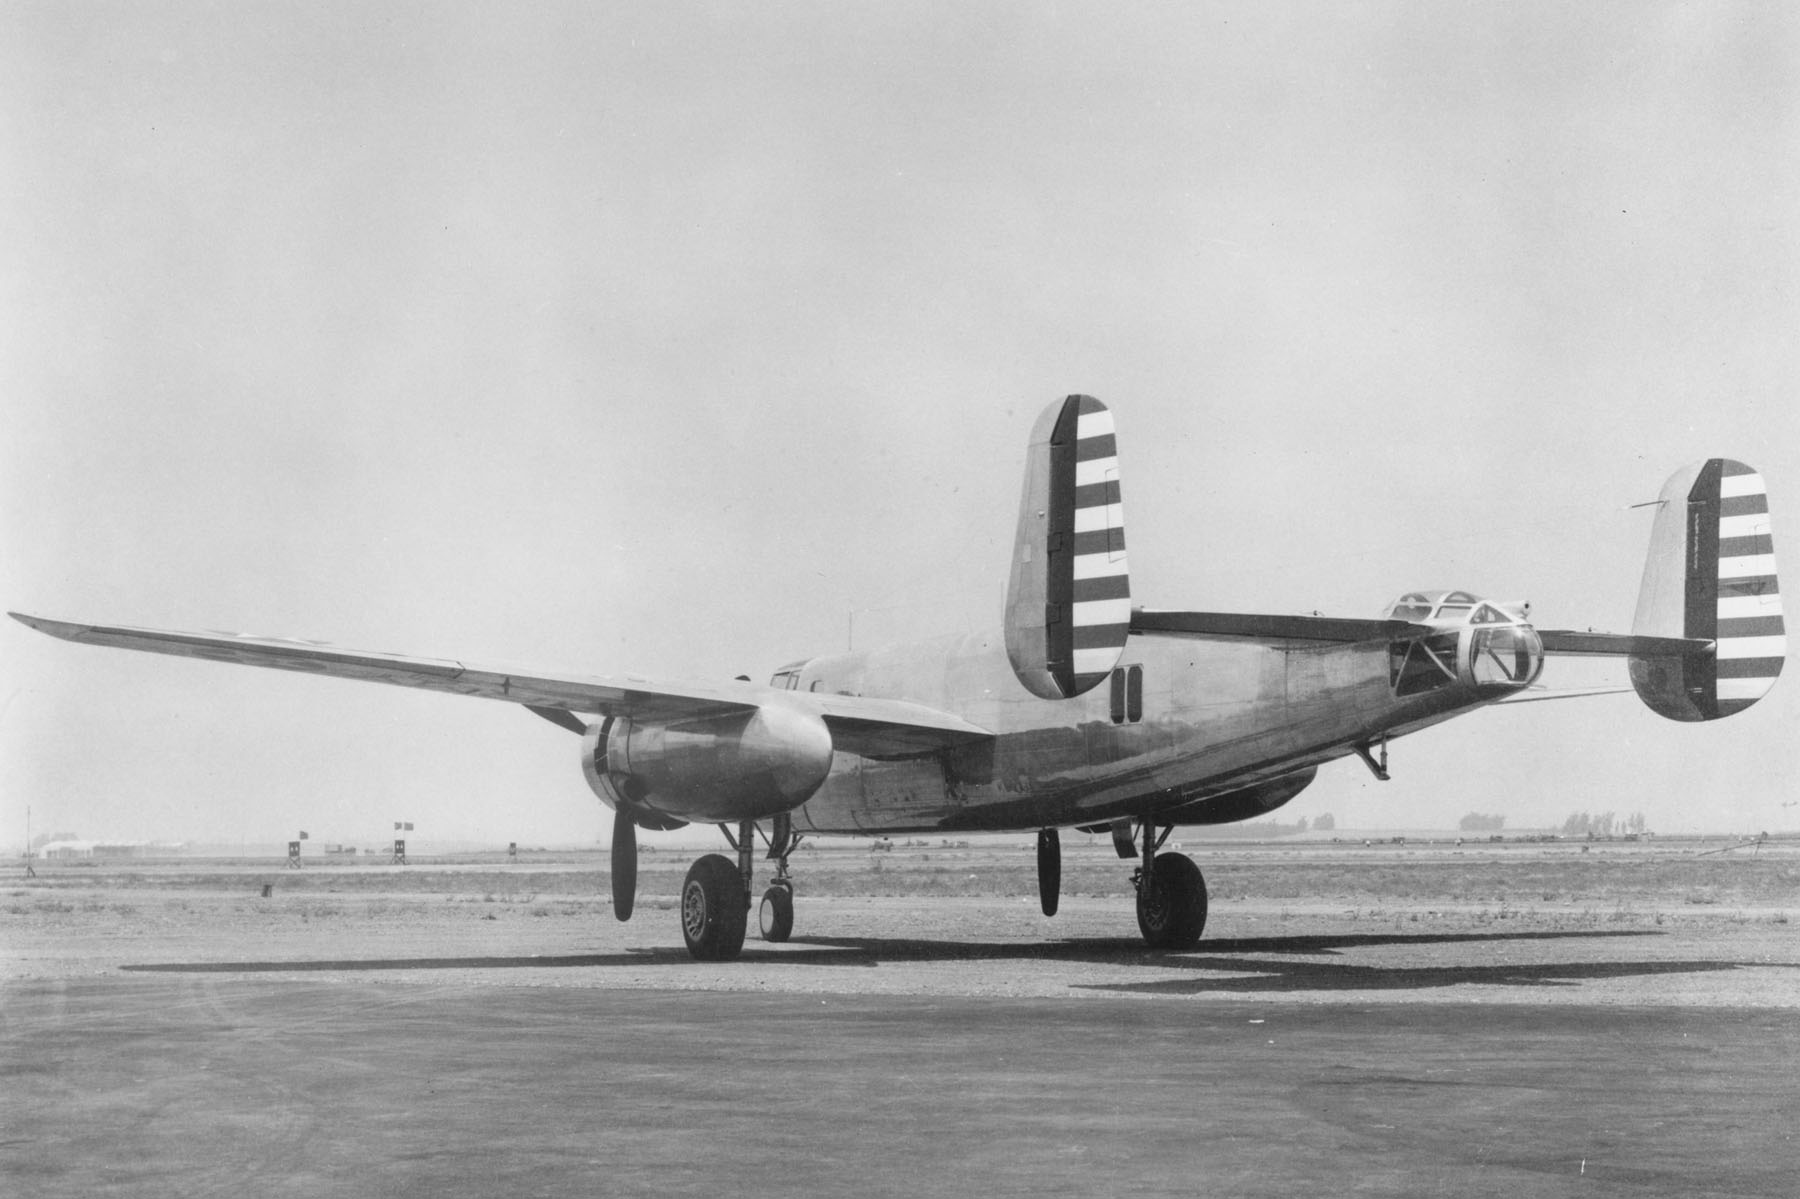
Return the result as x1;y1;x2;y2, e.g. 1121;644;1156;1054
784;628;1500;836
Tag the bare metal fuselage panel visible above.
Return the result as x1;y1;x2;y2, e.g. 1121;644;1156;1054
783;628;1483;835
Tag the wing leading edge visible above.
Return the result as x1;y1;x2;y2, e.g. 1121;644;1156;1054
8;613;989;760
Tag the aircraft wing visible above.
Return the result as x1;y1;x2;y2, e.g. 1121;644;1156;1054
8;612;990;758
1129;609;1437;643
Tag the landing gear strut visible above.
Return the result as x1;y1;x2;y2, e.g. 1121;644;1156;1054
1131;820;1207;950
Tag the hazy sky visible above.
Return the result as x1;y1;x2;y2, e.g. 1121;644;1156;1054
3;3;1795;850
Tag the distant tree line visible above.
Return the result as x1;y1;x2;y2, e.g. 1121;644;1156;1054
1560;810;1649;838
1458;812;1506;832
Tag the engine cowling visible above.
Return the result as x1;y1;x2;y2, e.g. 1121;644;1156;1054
581;700;834;824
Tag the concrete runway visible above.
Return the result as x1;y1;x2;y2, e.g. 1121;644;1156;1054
5;851;1796;1197
5;961;1796;1198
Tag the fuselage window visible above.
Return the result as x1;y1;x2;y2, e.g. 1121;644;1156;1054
1471;626;1542;688
1110;665;1144;724
1388;633;1460;697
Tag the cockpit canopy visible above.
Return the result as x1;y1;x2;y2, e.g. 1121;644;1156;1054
1384;590;1543;697
1386;590;1529;627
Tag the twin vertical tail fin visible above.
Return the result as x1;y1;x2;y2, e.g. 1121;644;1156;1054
1004;395;1130;700
1630;459;1785;720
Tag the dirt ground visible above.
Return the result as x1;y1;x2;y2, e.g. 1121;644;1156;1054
5;838;1795;1006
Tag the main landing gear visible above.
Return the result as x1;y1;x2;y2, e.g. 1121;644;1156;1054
680;853;746;961
675;815;802;962
609;809;800;961
1129;820;1207;950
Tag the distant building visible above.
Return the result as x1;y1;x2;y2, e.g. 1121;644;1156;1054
35;840;181;859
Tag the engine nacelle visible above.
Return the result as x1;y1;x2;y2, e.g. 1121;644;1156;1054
581;700;834;825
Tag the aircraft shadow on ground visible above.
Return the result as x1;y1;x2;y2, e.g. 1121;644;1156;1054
786;929;1782;994
112;928;1774;996
120;946;881;973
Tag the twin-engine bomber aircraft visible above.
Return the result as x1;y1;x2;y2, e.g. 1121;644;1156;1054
13;397;1786;959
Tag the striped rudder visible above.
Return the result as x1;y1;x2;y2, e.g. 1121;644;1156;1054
1004;395;1130;700
1630;459;1784;720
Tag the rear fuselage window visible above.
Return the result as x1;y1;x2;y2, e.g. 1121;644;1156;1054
1110;665;1144;723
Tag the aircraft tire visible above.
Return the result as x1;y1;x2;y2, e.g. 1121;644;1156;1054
758;882;794;942
1136;851;1207;950
681;853;748;962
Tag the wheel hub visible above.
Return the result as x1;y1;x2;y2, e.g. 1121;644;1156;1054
682;879;708;940
1138;878;1171;932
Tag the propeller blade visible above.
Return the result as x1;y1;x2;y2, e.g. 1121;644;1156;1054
1037;827;1061;917
611;810;637;921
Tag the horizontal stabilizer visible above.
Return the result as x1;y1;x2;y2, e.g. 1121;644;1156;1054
1131;609;1435;644
1536;630;1712;657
